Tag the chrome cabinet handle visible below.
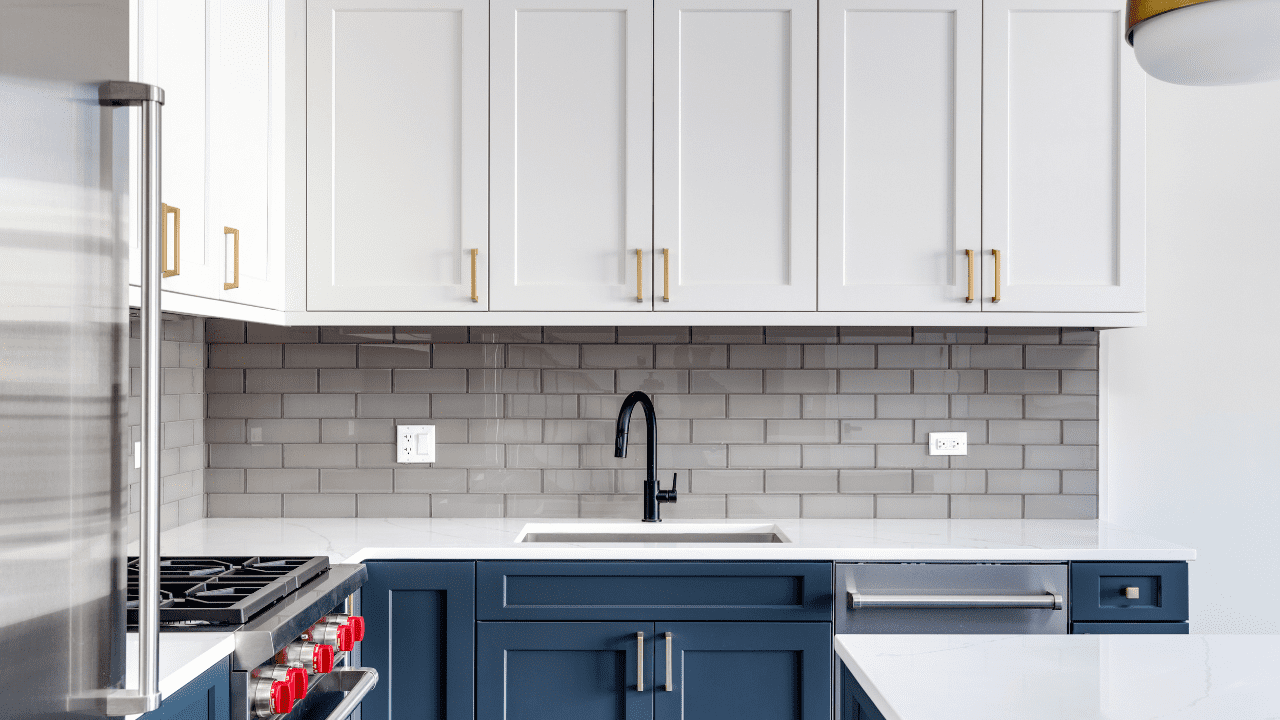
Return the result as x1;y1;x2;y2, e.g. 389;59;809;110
470;248;479;302
991;248;1002;303
848;591;1062;610
964;249;974;303
635;249;644;303
636;632;644;691
161;204;180;277
663;632;674;691
223;227;240;290
662;248;670;302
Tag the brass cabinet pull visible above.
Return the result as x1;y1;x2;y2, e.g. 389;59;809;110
636;632;644;691
662;248;670;302
663;632;674;691
991;249;1001;303
470;248;479;302
635;249;644;303
964;249;974;303
1124;586;1141;599
223;227;240;290
161;204;180;277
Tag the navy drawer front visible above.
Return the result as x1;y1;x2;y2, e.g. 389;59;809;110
1070;562;1188;623
1072;622;1189;634
477;561;833;621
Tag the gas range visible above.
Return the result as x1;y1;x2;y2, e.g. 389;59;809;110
128;556;374;719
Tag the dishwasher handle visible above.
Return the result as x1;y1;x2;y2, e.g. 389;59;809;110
848;592;1063;611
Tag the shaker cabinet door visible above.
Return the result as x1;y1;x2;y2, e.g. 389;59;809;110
207;0;284;309
653;622;831;720
476;622;655;720
489;0;653;312
981;0;1145;312
653;0;817;311
817;0;981;311
307;0;489;311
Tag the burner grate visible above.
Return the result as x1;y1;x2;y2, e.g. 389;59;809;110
126;556;329;629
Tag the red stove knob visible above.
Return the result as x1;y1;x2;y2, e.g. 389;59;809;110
271;680;295;715
287;666;309;699
314;643;335;674
346;616;365;641
335;624;354;652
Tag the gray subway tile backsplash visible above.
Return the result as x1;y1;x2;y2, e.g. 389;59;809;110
200;324;1100;520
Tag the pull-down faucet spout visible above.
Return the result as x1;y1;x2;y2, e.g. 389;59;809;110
615;390;676;522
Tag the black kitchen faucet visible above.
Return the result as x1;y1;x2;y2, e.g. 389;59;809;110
614;390;677;522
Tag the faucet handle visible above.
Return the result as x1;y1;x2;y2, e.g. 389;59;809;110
657;473;678;504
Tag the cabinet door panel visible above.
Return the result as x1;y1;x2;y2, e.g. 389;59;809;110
655;0;816;311
983;0;1144;311
818;0;980;311
490;0;652;311
208;0;283;309
654;622;831;720
476;622;654;720
308;0;488;311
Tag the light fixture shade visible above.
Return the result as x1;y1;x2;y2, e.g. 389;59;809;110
1129;0;1280;85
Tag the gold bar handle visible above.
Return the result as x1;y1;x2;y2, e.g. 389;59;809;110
663;632;673;691
991;249;1001;303
636;632;644;691
636;249;644;303
470;248;479;303
964;249;974;303
161;204;180;277
662;248;670;302
223;227;240;290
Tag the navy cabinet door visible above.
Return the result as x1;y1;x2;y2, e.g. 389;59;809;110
653;623;831;720
362;561;475;720
140;656;229;720
476;622;655;720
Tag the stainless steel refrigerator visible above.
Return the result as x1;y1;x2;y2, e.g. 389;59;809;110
1;1;162;716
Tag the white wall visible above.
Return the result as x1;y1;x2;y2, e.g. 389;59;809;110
1107;78;1280;633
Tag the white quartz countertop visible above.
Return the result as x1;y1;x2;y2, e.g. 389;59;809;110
834;634;1280;720
122;631;235;720
146;518;1195;563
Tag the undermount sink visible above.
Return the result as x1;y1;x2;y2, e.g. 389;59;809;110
516;522;791;544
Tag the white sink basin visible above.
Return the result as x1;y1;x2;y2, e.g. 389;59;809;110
516;522;791;544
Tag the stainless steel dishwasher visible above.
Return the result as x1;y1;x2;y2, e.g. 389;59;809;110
836;562;1070;635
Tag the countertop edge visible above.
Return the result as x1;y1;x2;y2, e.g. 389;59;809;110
343;548;1196;563
123;632;236;720
834;636;906;720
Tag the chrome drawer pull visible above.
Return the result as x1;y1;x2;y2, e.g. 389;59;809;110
636;632;644;691
848;592;1063;610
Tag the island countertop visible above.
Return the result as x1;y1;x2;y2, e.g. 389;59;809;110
147;518;1195;563
834;634;1280;720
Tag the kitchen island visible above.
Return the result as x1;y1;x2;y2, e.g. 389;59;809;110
834;634;1280;720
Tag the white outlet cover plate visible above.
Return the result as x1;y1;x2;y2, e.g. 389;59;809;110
928;431;968;456
397;425;436;463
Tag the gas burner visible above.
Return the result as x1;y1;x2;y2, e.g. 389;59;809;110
126;556;330;629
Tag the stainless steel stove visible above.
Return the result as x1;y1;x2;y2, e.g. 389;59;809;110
128;556;375;720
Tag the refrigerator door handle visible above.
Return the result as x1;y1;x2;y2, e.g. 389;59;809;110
98;80;165;716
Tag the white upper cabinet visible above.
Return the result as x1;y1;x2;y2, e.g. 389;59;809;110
818;0;982;312
207;0;285;309
982;0;1145;312
489;0;653;312
654;0;817;311
307;0;488;311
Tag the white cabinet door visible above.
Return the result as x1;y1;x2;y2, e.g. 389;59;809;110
982;0;1144;312
654;0;816;312
207;0;284;309
489;0;653;311
818;0;981;311
307;0;488;311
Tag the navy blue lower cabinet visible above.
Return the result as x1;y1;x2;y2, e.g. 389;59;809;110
653;622;831;720
837;663;885;720
476;622;655;720
361;561;475;720
140;656;230;720
1072;622;1189;634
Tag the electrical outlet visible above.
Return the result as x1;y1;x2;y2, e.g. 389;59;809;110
928;432;967;456
397;425;436;464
